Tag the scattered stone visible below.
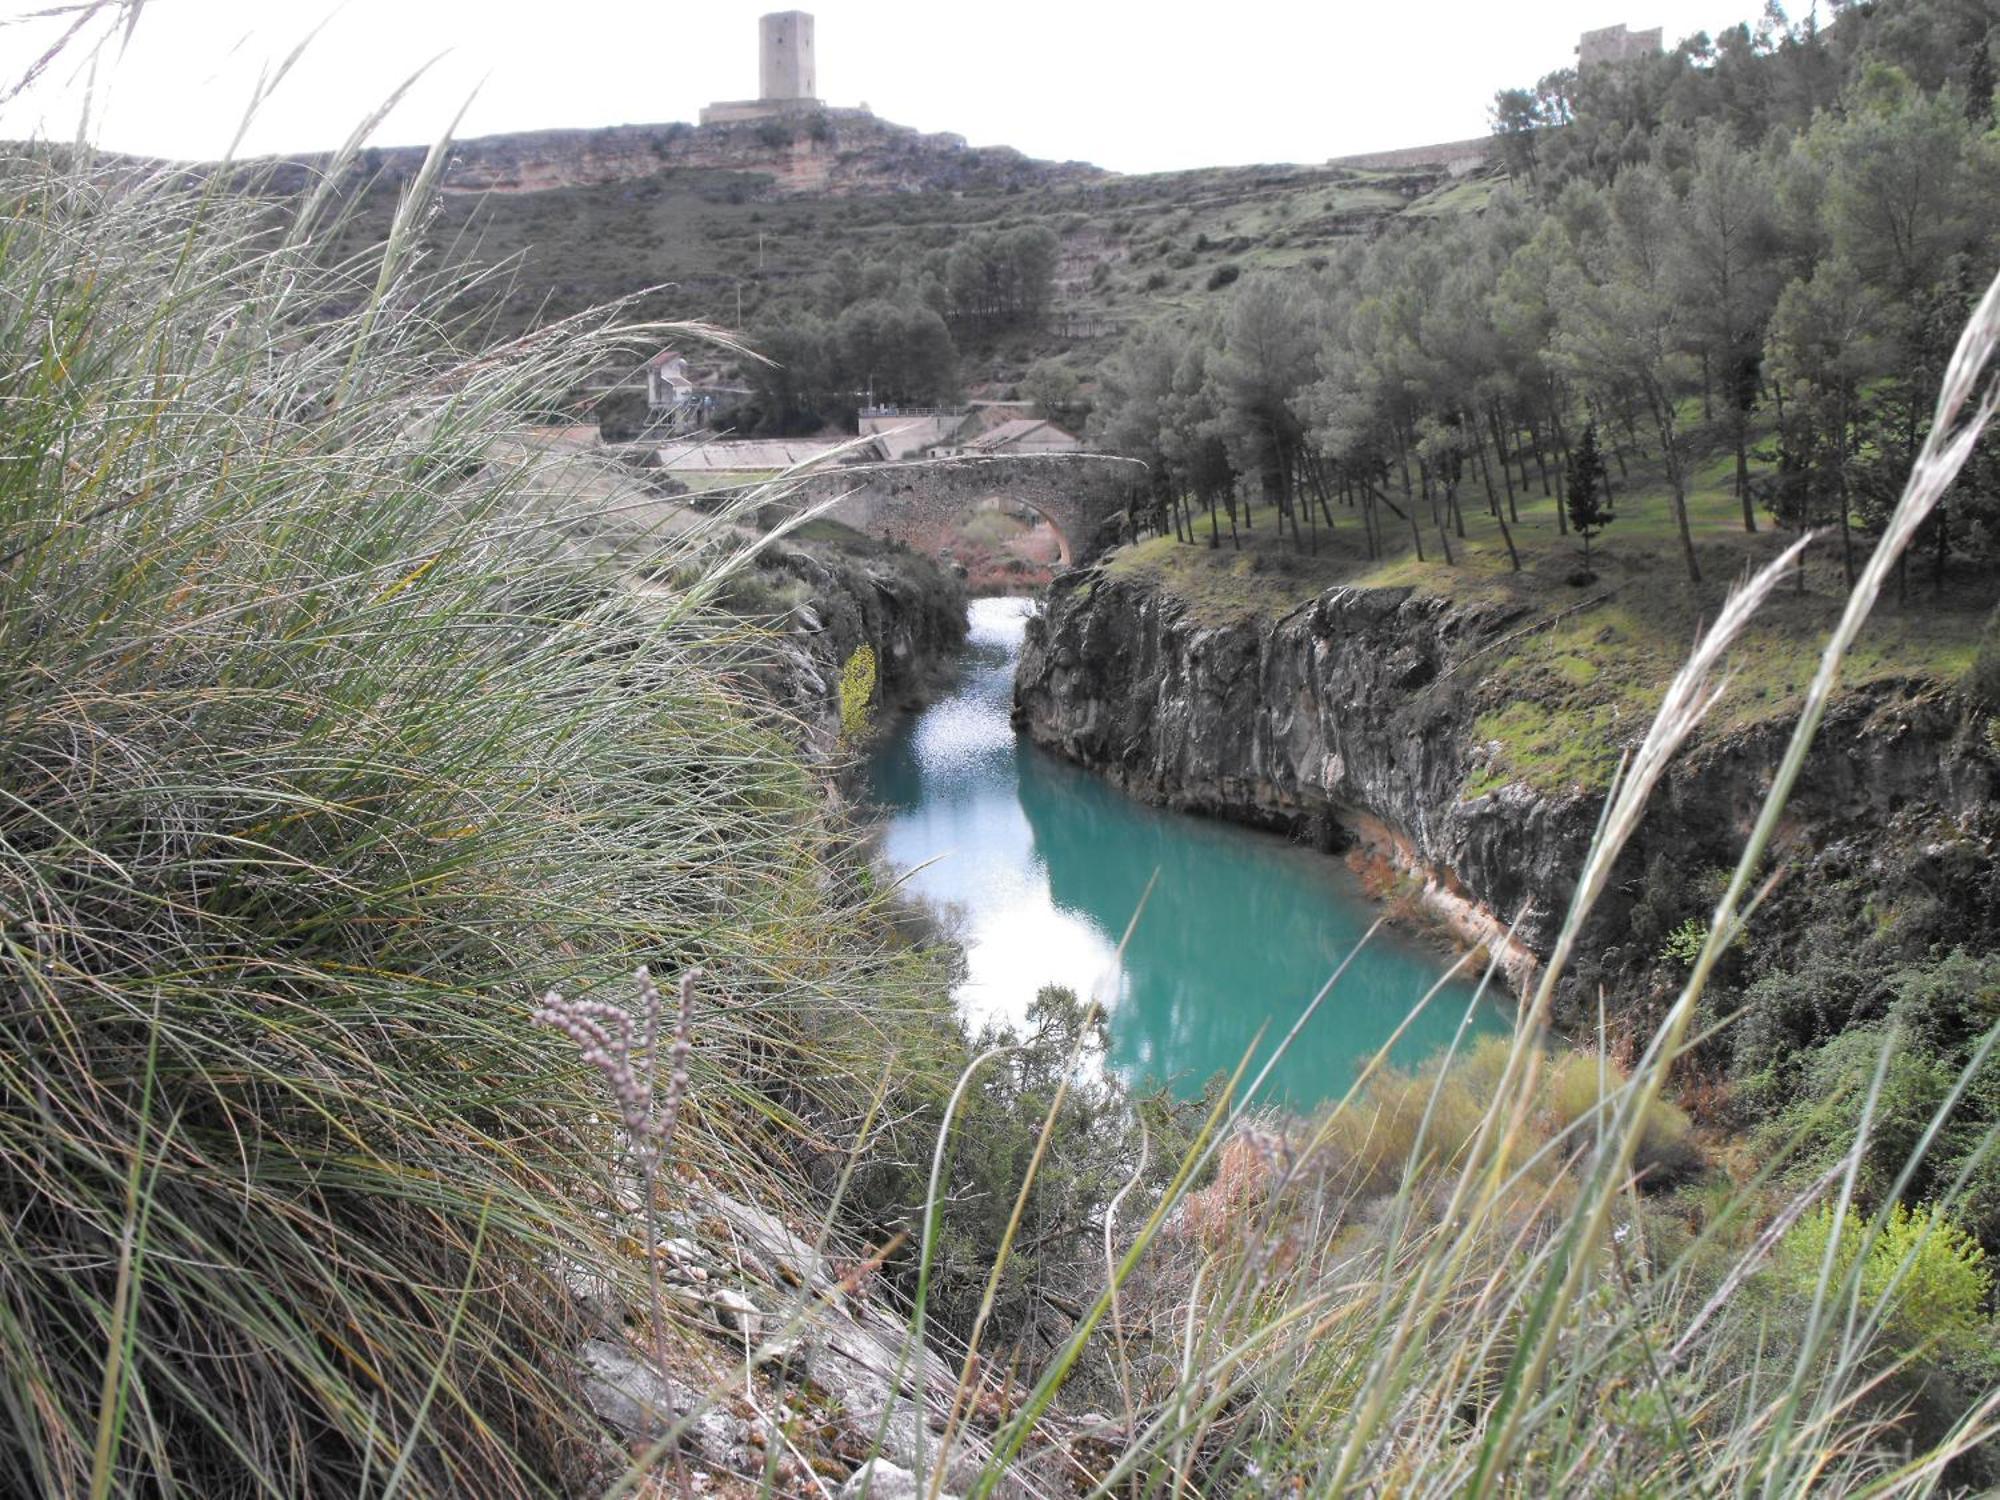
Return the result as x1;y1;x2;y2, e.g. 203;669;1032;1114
698;1184;835;1291
660;1283;711;1316
708;1287;763;1343
578;1338;693;1440
793;1305;992;1492
1067;1411;1130;1484
584;1180;1014;1490
551;1255;622;1333
658;1236;711;1285
659;1236;707;1267
837;1457;960;1500
750;1326;806;1368
577;1339;754;1474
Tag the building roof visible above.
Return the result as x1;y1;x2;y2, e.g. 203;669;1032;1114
648;349;685;369
858;409;968;458
652;437;880;472
964;418;1079;452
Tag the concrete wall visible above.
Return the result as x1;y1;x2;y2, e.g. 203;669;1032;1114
1329;137;1495;177
760;12;816;102
1007;429;1083;454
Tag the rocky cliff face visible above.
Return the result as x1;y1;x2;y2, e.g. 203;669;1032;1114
1013;567;1999;1017
760;541;966;761
259;112;1104;201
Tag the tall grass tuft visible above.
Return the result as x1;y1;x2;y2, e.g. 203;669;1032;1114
0;102;951;1498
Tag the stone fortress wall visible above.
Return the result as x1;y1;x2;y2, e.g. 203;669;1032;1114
1578;22;1663;69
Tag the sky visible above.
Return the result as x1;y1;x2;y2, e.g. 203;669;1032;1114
0;0;1766;175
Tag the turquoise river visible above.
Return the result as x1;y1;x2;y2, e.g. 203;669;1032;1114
867;597;1511;1108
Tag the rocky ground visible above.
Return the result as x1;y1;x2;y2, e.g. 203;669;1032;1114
568;1177;1000;1498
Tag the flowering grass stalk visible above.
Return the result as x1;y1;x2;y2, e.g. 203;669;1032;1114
535;968;699;1372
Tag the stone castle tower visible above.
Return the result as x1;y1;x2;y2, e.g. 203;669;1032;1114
701;11;828;124
759;12;817;103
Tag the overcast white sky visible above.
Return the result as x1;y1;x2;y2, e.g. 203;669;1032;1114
2;0;1763;174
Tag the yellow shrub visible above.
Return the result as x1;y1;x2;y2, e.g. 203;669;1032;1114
1777;1200;1992;1358
837;643;878;746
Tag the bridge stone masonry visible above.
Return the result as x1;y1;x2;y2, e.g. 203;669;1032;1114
786;454;1141;567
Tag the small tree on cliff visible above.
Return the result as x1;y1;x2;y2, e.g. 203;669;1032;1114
1564;423;1614;572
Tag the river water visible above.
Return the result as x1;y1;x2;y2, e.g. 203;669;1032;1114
866;597;1508;1109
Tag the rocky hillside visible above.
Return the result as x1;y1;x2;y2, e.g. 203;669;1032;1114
748;527;968;759
275;113;1491;348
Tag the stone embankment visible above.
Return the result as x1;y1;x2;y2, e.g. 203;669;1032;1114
1013;567;1997;1017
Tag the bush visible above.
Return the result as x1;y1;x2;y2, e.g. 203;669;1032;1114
838;643;878;745
719;560;814;616
1777;1202;1993;1360
849;986;1204;1348
1206;263;1242;290
1311;1037;1700;1199
1760;952;2000;1243
1731;949;1886;1088
1660;916;1707;967
1973;604;2000;706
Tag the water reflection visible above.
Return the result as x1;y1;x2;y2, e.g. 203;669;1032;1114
868;597;1506;1107
871;600;1124;1029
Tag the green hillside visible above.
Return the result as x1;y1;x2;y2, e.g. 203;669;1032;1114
325;143;1473;389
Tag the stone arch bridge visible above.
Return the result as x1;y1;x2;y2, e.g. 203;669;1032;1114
790;454;1137;567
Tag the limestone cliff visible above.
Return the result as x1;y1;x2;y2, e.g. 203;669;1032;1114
1013;567;1999;1020
266;112;1105;200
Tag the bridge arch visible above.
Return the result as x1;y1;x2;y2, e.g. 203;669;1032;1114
956;493;1073;565
798;454;1134;570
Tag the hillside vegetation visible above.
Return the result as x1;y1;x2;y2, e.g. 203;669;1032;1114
1072;0;2000;1238
5;3;2000;1497
319;138;1457;428
0;127;995;1494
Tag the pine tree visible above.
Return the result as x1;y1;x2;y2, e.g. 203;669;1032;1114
1564;423;1614;572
